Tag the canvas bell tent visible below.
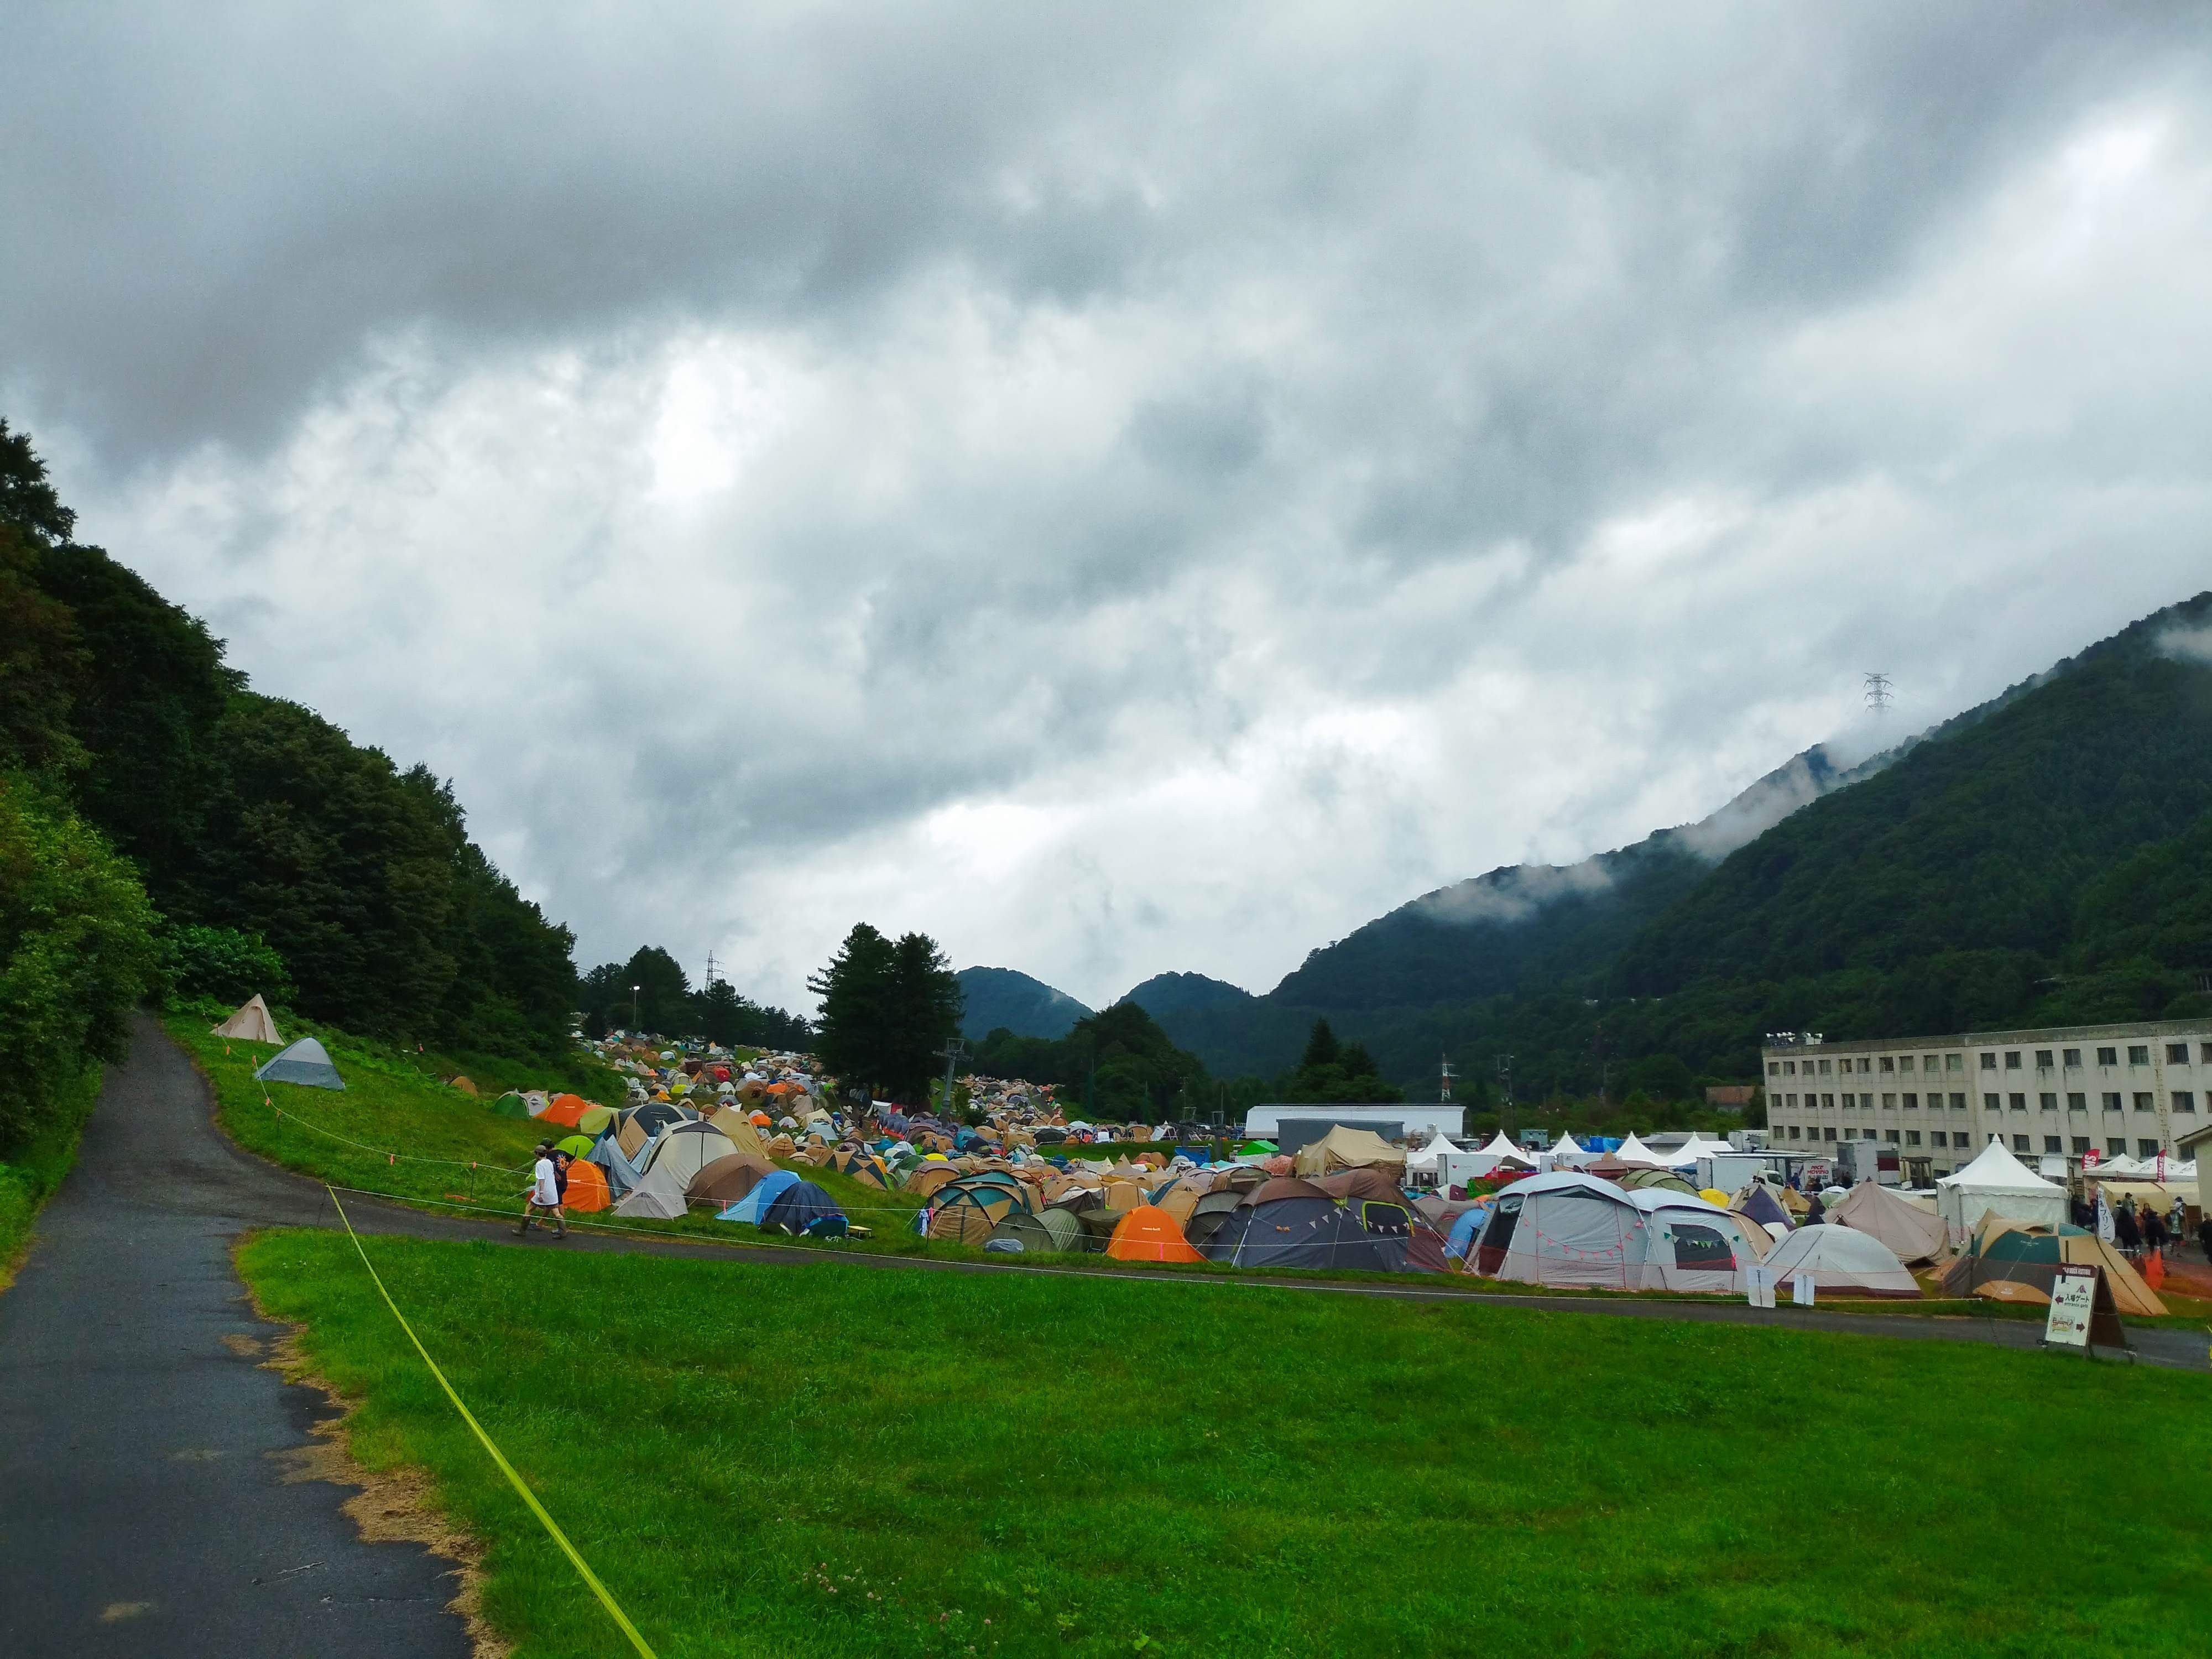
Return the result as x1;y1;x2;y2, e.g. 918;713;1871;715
210;995;281;1044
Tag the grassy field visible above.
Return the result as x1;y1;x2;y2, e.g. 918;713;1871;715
239;1228;2210;1659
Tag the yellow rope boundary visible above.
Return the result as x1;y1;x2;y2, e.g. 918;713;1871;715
327;1187;659;1658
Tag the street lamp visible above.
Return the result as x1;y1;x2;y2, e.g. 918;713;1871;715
631;984;640;1033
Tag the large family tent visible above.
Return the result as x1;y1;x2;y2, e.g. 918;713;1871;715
561;1159;611;1214
1936;1141;2067;1241
1182;1190;1247;1250
1473;1173;1759;1293
1938;1219;2167;1315
1758;1225;1919;1298
638;1121;743;1188
1829;1180;1948;1264
688;1154;774;1205
719;1170;802;1225
924;1173;1031;1246
989;1207;1086;1254
1292;1125;1407;1177
211;994;281;1044
759;1179;847;1237
1106;1205;1204;1262
254;1037;345;1091
1201;1182;1391;1270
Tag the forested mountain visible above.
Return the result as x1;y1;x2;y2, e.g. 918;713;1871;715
956;966;1091;1041
1123;971;1253;1019
1136;591;2212;1104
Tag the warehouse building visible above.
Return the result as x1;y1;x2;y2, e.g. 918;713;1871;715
1761;1021;2209;1178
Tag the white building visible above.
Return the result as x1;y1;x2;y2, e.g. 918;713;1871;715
1242;1103;1463;1151
1762;1021;2211;1178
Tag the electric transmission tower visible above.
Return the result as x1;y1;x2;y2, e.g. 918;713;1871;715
1438;1055;1457;1104
1863;672;1893;715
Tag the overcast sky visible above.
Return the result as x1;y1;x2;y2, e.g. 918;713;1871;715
9;4;2211;1011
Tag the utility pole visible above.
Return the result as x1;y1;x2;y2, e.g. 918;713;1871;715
934;1036;968;1119
1863;672;1893;715
1496;1054;1515;1141
1439;1055;1456;1104
631;983;640;1034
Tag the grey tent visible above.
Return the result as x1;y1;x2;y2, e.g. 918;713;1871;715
588;1134;645;1198
988;1207;1084;1254
612;1156;691;1220
254;1037;343;1091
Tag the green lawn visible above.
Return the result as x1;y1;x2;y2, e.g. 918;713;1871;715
238;1229;2210;1659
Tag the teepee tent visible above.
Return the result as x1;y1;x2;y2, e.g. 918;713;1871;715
254;1037;343;1091
211;995;280;1044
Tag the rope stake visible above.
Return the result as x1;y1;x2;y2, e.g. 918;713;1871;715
327;1188;659;1658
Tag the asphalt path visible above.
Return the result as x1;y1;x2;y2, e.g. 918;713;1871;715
4;1013;2204;1656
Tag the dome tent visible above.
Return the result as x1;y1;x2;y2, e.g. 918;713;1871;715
1758;1224;1919;1298
254;1037;344;1091
1106;1205;1204;1262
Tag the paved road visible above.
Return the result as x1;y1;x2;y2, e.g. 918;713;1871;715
7;1010;2205;1654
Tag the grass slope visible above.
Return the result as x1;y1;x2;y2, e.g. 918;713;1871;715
241;1230;2209;1659
0;1064;102;1287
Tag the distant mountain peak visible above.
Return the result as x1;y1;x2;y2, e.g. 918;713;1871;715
954;966;1092;1041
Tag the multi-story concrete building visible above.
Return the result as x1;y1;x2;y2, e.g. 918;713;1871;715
1761;1021;2210;1178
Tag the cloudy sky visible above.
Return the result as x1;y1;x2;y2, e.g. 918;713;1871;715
9;4;2211;1011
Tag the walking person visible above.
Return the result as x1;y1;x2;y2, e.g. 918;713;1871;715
2113;1198;2141;1261
515;1141;567;1239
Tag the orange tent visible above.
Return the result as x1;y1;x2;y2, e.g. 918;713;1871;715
561;1159;610;1213
1105;1205;1203;1263
539;1094;590;1129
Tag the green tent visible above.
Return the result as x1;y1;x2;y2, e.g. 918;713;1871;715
492;1091;531;1118
1238;1139;1279;1156
555;1134;596;1158
988;1207;1083;1254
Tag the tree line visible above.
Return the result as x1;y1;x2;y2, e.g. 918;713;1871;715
577;946;813;1051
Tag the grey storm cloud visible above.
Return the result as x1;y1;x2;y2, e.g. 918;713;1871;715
9;3;2212;1008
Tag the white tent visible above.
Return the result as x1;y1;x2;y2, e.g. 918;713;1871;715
210;994;281;1044
1552;1129;1583;1155
1405;1134;1462;1169
253;1036;343;1091
1614;1132;1661;1164
1666;1135;1731;1167
612;1157;691;1219
1760;1224;1920;1298
1469;1173;1759;1293
1467;1131;1531;1175
1936;1140;2066;1241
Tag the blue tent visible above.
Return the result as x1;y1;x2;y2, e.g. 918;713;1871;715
718;1170;801;1224
254;1037;345;1091
588;1133;645;1198
1444;1202;1495;1261
760;1180;846;1237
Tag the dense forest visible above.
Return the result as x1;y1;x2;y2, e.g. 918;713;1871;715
576;947;813;1051
0;419;582;1155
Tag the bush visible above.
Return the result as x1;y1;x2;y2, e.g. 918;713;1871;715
160;922;292;1008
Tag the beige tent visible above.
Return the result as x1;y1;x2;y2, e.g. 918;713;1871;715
1829;1179;1950;1265
706;1107;771;1161
447;1075;479;1097
210;994;281;1044
1292;1125;1407;1177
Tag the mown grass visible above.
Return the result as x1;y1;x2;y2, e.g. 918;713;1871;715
239;1228;2210;1659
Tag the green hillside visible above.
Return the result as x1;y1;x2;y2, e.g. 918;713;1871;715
956;965;1092;1041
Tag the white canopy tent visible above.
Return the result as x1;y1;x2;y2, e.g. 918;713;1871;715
1614;1132;1661;1164
1665;1135;1732;1168
1936;1140;2066;1242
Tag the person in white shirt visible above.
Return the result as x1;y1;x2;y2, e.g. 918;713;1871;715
514;1141;567;1239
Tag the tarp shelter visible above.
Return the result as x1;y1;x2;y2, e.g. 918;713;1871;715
638;1121;742;1188
760;1179;846;1237
1829;1179;1949;1265
688;1154;774;1204
1936;1141;2066;1241
719;1170;802;1225
989;1207;1086;1254
1758;1225;1919;1298
211;994;282;1044
1939;1219;2167;1316
1292;1126;1407;1177
1107;1205;1205;1262
254;1037;344;1091
561;1159;611;1214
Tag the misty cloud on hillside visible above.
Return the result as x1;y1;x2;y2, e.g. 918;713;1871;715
9;6;2212;1009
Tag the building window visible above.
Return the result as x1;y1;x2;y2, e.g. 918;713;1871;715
2008;1093;2026;1111
2097;1047;2118;1066
2133;1092;2154;1112
1783;1060;1797;1076
2127;1045;2150;1066
2175;1092;2197;1113
1905;1130;1921;1146
2202;1043;2212;1065
2038;1093;2057;1111
1949;1093;1966;1110
2035;1050;2054;1068
1823;1128;1837;1141
1899;1055;1915;1073
2102;1092;2122;1111
2106;1137;2126;1156
2067;1092;2086;1111
1885;1130;1901;1145
2012;1135;2030;1152
1903;1092;1919;1109
2004;1051;2022;1070
2138;1139;2161;1158
2043;1136;2062;1154
1983;1093;2001;1111
1823;1094;1835;1108
2071;1136;2090;1154
1767;1061;1781;1077
2167;1042;2190;1065
1879;1056;1895;1073
1841;1093;1856;1109
2063;1048;2081;1067
1945;1054;1963;1072
1980;1053;1997;1071
1882;1093;1897;1109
